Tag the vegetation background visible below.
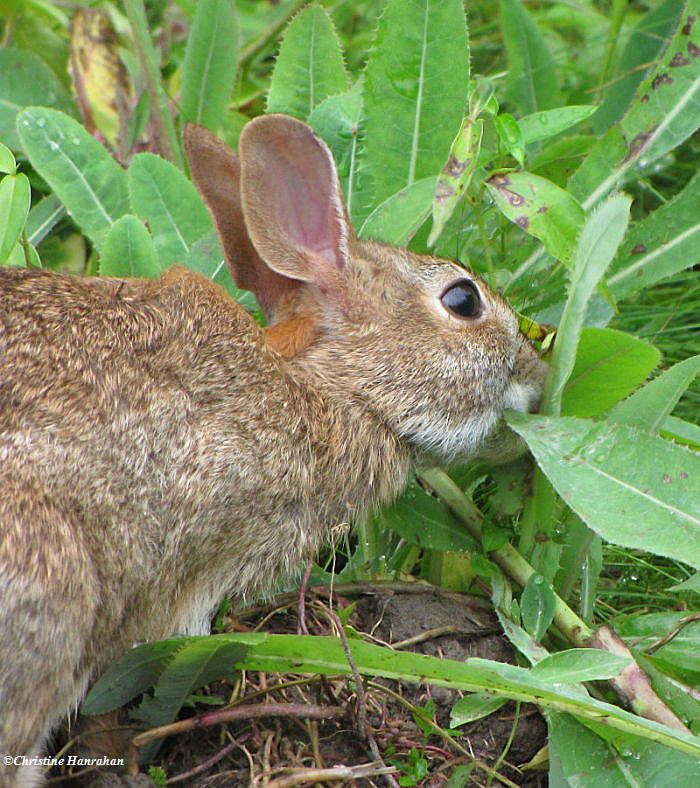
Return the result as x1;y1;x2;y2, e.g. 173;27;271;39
0;0;698;785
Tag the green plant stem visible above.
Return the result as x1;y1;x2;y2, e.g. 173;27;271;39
597;0;629;98
473;197;495;287
123;0;184;170
417;468;592;644
238;0;307;71
418;467;691;732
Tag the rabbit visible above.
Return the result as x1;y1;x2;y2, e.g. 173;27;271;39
0;113;548;786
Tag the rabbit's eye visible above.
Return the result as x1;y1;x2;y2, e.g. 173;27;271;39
441;280;480;319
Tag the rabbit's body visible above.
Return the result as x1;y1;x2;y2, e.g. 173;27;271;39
0;115;547;786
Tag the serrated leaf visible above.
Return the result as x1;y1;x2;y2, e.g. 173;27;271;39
501;0;562;115
608;173;700;298
518;106;598;145
521;574;557;642
531;649;631;683
609;355;700;433
180;0;239;130
543;193;632;415
359;176;436;246
594;0;685;134
266;3;348;120
17;107;128;251
450;693;508;726
0;49;76;151
363;0;469;204
307;81;365;220
128;153;212;266
562;328;661;417
99;215;160;278
0;173;30;265
485;171;586;265
507;413;700;569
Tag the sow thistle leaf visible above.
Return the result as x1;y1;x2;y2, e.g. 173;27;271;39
507;413;700;570
359;176;436;246
266;3;348;120
128;153;212;267
0;49;76;151
180;0;239;130
99;215;160;278
562;328;661;418
485;171;585;265
363;0;469;204
608;173;700;298
17;107;129;252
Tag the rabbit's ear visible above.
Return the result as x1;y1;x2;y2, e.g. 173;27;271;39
183;123;299;318
238;114;353;288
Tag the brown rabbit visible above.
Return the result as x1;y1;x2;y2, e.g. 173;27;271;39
0;114;547;785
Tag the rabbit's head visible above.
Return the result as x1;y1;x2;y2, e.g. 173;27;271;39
185;115;547;465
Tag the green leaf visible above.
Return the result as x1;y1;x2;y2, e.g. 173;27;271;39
518;106;598;145
380;479;479;554
531;649;631;683
495;113;524;166
450;694;508;726
99;215;161;278
485;171;586;265
548;711;700;787
562;328;661;418
363;0;469;203
501;0;562;115
0;173;30;265
428;118;483;246
307;82;365;221
607;173;700;298
266;3;348;120
180;0;239;130
594;0;685;134
660;415;700;450
24;195;66;247
359;176;436;246
609;356;700;433
182;228;259;311
507;413;700;570
521;574;557;642
0;49;75;151
0;142;16;174
17;107;129;252
128;153;212;267
543;193;632;415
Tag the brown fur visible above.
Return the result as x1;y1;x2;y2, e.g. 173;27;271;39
0;115;547;786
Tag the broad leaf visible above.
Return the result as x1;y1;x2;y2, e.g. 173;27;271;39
521;574;557;642
128;153;212;266
99;215;161;278
562;328;661;417
363;0;469;203
485;171;586;265
180;0;239;130
450;694;507;726
359;176;436;246
501;0;562;114
266;3;347;120
518;106;598;145
0;173;30;265
608;173;700;298
0;49;75;151
507;413;700;570
17;107;128;251
531;649;631;683
609;356;700;433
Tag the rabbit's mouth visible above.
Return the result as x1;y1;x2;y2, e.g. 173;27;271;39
503;379;543;415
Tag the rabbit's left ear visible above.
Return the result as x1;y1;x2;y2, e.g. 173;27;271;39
183;123;300;320
238;113;353;289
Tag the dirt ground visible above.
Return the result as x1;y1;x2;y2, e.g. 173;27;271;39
51;585;547;787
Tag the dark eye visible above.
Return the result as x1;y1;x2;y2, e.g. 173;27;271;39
440;280;481;318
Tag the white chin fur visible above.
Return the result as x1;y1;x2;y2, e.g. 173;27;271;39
503;380;541;414
403;411;500;464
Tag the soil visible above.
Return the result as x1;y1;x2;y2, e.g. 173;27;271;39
50;585;547;787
